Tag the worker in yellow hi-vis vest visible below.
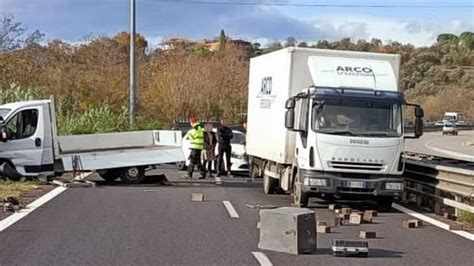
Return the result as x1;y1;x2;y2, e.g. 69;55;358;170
183;117;206;180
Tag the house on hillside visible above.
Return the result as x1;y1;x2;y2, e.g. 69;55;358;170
160;38;197;50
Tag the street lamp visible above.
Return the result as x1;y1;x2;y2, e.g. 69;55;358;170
129;0;137;125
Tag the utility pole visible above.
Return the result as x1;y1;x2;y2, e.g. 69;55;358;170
129;0;137;125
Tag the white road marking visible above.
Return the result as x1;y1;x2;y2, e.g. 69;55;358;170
251;252;273;266
424;139;474;161
0;173;93;232
215;176;222;185
393;203;474;241
0;186;67;232
222;200;239;218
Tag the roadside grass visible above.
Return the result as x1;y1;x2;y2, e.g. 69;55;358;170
0;179;40;200
458;211;474;228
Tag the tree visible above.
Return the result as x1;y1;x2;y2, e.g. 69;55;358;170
459;32;474;50
437;33;459;44
297;42;308;48
219;29;227;51
285;36;297;47
264;42;283;53
0;14;43;53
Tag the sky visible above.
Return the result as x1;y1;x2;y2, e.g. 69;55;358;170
1;0;473;47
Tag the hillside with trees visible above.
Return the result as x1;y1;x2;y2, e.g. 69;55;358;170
0;14;472;133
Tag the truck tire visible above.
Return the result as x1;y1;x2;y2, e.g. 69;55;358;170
263;174;277;194
120;167;145;184
376;196;394;212
98;169;120;182
292;181;308;207
175;161;187;171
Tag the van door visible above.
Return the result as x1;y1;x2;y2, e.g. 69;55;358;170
0;105;53;177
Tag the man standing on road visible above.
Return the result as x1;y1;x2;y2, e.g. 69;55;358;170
203;123;217;178
184;117;206;180
216;118;233;177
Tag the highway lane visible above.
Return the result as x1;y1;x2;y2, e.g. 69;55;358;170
405;130;474;161
0;169;473;266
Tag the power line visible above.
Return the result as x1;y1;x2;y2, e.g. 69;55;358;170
134;0;473;8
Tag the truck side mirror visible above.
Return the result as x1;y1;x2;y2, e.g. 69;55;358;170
415;106;424;118
285;109;295;129
285;98;295;109
414;117;423;138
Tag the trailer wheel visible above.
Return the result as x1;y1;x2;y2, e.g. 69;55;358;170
98;169;120;182
376;196;394;212
120;167;145;184
263;174;277;194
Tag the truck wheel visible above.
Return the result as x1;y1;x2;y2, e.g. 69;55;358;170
120;167;145;184
263;174;277;194
376;196;394;212
175;161;186;171
292;182;308;207
98;169;120;182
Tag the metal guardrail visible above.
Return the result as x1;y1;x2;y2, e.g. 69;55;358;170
404;125;473;133
403;152;474;217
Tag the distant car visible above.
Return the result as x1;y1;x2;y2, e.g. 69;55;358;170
435;121;444;126
177;129;248;173
455;120;466;126
442;122;458;135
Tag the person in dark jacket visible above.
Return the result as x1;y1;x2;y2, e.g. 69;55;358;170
202;123;217;178
216;118;233;177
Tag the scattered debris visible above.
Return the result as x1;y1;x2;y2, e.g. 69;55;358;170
341;208;352;215
191;193;204;202
317;225;331;233
449;222;464;230
444;213;456;221
317;221;327;227
245;204;277;209
258;207;317;255
363;216;373;224
364;210;378;218
3;202;15;212
408;219;423;227
359;231;377;239
349;213;363;225
402;220;417;229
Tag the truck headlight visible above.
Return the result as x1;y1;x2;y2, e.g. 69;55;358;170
304;178;327;187
385;182;403;190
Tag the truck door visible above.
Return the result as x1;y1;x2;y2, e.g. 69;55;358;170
295;97;310;168
1;105;53;177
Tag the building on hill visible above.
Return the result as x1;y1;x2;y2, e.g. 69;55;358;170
160;38;197;50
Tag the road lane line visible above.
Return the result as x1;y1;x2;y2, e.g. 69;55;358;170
424;139;474;161
0;173;93;232
0;186;67;232
251;252;273;266
222;200;239;218
393;203;474;241
215;176;222;185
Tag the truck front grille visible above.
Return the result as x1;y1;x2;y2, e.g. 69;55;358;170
329;161;384;171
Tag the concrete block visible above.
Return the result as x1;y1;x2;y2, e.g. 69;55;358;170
402;220;416;229
408;219;423;227
191;193;204;202
349;213;362;225
258;207;317;255
317;226;331;233
341;208;352;215
359;231;377;239
364;210;378;218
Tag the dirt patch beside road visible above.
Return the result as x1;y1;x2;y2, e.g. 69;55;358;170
0;180;54;220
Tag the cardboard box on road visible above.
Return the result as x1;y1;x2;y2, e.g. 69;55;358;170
408;219;423;227
341;208;352;215
402;220;416;229
317;226;331;233
359;231;377;239
349;213;362;225
364;210;378;218
191;193;204;202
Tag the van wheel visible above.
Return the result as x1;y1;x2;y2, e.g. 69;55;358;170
175;161;186;171
98;169;120;182
120;167;145;184
263;173;277;194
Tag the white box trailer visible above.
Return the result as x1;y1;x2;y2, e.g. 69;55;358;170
247;47;424;209
0;99;184;184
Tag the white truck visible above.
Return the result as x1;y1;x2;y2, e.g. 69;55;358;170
0;99;184;184
246;47;424;210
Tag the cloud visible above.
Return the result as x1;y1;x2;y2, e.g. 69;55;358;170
311;15;474;46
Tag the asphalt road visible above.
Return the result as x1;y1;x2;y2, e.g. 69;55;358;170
1;168;473;266
405;130;474;161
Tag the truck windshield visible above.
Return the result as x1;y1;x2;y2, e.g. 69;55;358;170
312;101;402;137
0;108;11;119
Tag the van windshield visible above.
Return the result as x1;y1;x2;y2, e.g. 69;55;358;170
312;100;402;137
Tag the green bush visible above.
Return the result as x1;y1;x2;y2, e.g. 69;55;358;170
458;211;474;228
